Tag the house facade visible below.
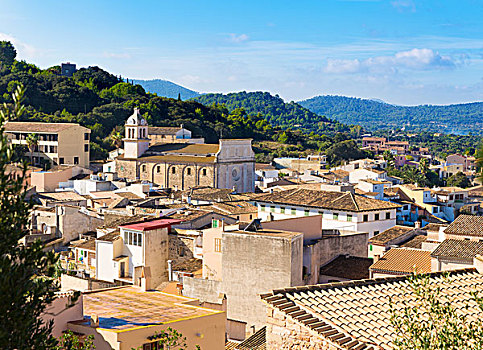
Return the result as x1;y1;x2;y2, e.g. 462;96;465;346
5;121;91;167
254;188;400;238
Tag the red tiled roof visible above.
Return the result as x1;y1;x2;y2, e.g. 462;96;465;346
120;219;182;231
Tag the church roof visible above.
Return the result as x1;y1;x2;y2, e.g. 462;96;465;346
147;143;219;155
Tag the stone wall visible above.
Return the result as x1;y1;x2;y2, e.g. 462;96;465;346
266;305;339;350
168;234;195;264
182;276;223;304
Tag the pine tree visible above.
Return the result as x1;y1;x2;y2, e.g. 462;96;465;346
0;85;60;349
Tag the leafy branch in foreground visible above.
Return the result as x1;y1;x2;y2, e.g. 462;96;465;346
389;272;483;349
0;85;60;349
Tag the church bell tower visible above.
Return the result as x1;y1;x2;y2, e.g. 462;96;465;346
123;108;150;159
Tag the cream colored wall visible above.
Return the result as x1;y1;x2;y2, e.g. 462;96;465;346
31;167;73;192
202;227;223;281
69;309;226;350
42;294;84;338
58;126;90;167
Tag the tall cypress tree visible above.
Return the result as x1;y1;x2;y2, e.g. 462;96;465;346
0;86;59;349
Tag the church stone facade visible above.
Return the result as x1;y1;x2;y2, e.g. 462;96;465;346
116;109;256;193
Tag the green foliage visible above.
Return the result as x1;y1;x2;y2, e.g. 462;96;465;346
299;95;483;135
326;139;371;165
0;86;60;349
100;82;145;100
390;272;483;349
0;41;16;67
56;330;95;350
192;91;353;135
446;171;472;189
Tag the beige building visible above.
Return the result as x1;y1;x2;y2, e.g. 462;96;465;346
116;109;255;193
66;286;226;350
5;122;91;167
183;221;304;331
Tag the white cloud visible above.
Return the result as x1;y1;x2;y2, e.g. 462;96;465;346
324;48;455;74
0;32;38;59
391;0;416;12
102;52;131;59
228;33;249;43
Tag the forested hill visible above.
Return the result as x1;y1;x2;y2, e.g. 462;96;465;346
192;91;351;134
131;79;200;100
298;95;483;135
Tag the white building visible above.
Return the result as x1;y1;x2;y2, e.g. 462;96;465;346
95;218;181;287
254;188;400;238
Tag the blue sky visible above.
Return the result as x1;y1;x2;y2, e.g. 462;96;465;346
1;0;482;105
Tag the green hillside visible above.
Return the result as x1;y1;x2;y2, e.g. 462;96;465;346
298;95;483;135
0;42;371;165
131;79;200;100
192;91;351;134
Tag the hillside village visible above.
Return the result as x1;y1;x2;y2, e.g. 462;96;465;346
5;99;483;349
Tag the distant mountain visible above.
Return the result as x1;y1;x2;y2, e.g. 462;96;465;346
131;79;200;100
192;91;349;134
298;95;483;135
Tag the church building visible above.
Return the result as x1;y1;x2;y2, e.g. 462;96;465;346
115;109;256;193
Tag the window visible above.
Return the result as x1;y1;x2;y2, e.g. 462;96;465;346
212;219;218;228
172;167;176;174
270;206;275;213
59;157;64;165
304;209;309;216
386;212;391;220
374;213;380;221
347;214;352;222
369;244;373;252
249;214;253;220
74;156;79;165
84;144;89;152
156;166;161;173
202;168;207;176
319;211;324;215
142;164;147;172
363;214;368;222
261;205;265;212
84;133;90;141
333;213;339;220
128;232;133;245
143;341;160;350
374;231;379;236
291;208;296;215
280;207;285;214
124;231;128;241
214;238;222;252
187;168;191;175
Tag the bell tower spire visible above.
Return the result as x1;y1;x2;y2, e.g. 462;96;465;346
123;108;150;158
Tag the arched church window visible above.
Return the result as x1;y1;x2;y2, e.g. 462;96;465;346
156;166;161;173
172;167;176;174
142;164;147;172
187;168;192;175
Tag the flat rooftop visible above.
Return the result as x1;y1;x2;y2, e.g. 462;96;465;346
82;286;222;331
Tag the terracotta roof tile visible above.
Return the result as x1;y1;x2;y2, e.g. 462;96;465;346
444;215;483;237
431;239;483;259
369;248;431;274
4;121;83;133
256;188;400;212
148;126;182;135
399;235;427;249
237;326;266;350
261;269;483;349
369;225;415;245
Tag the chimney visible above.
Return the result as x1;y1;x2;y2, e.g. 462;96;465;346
167;260;173;281
373;254;380;263
140;266;152;291
90;314;99;327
